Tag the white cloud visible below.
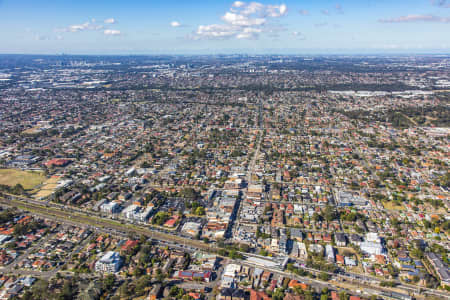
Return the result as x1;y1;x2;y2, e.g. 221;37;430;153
196;24;237;39
236;32;257;39
379;14;450;23
321;9;330;16
171;21;181;27
104;29;121;35
280;4;288;15
56;19;122;36
222;12;266;26
266;4;287;17
232;1;246;8
236;26;263;39
193;2;288;40
69;22;90;32
241;2;264;15
236;25;262;39
235;2;287;17
104;18;116;24
57;20;104;33
244;27;262;33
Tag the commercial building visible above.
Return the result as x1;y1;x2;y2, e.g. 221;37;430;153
95;251;122;273
181;222;202;237
426;252;450;287
360;241;384;255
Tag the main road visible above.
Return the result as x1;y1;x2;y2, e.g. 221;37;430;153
0;196;448;299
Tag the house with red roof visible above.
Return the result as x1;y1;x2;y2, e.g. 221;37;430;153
175;270;211;282
164;215;180;228
121;240;139;253
250;290;270;300
44;158;71;168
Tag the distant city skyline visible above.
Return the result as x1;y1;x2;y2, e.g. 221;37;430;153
1;0;450;54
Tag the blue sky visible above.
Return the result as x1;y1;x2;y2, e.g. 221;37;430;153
1;0;449;54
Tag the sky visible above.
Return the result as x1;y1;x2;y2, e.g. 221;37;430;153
0;0;449;54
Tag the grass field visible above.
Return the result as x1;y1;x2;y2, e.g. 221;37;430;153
34;176;60;199
0;169;46;190
382;201;404;210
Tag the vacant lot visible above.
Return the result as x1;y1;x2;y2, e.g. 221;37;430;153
34;176;60;199
0;169;46;190
382;201;404;210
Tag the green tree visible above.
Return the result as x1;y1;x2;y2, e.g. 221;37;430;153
194;206;205;216
339;291;348;300
103;274;115;292
152;211;170;225
135;275;151;295
31;279;49;300
324;205;337;222
319;272;330;281
272;289;285;300
60;279;76;300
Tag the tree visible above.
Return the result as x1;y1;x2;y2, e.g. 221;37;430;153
152;211;170;225
134;266;145;277
411;247;424;259
170;286;184;297
22;291;34;300
339;291;348;300
380;281;397;287
319;272;330;281
0;209;15;224
180;188;198;199
11;183;25;195
312;212;323;223
194;206;205;216
13;223;27;237
78;281;102;300
155;268;165;282
31;279;49;300
228;249;243;259
60;279;76;300
324;205;337;222
103;274;116;292
135;275;151;295
240;244;249;252
272;289;285;300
